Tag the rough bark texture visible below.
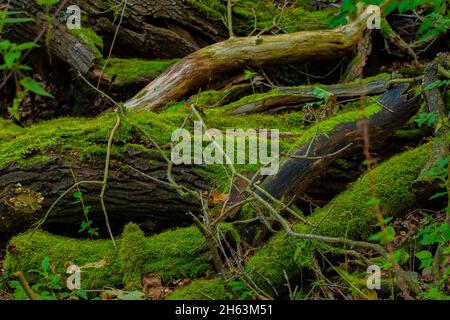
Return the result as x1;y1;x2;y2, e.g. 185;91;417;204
0;156;209;237
227;74;390;115
124;7;374;111
259;84;421;203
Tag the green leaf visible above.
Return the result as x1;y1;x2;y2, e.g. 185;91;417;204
313;87;333;99
0;39;11;50
19;77;53;98
384;1;399;15
415;250;433;269
73;191;82;199
4;50;21;68
429;191;448;200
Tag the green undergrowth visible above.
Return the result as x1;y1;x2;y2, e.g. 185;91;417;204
4;224;209;290
102;58;179;85
173;143;433;298
244;142;433;294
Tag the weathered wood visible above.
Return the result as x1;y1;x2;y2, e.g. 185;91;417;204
227;74;391;115
259;85;421;203
124;7;375;111
412;53;450;196
0;156;209;237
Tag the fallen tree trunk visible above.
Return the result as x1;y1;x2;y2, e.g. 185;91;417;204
124;6;374;111
227;74;391;115
259;84;421;203
0;156;208;238
168;143;433;299
7;0;226;68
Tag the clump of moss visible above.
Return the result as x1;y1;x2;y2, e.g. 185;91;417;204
142;226;209;281
68;27;104;61
4;225;209;290
245;143;432;294
103;58;178;85
119;223;146;290
167;277;230;300
187;0;335;34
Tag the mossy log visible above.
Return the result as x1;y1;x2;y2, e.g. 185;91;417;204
0;108;309;236
169;143;433;299
0;111;215;236
260;84;421;202
124;6;374;111
227;74;391;115
4;223;210;290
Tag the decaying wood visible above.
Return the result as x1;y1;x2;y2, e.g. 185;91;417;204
413;53;450;196
227;74;391;115
7;0;227;75
124;6;375;111
259;85;421;203
0;156;209;237
5;1;99;74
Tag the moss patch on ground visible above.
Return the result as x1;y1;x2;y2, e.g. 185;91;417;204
4;224;209;290
244;142;432;294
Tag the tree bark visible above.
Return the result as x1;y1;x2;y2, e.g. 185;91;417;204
0;156;209;237
124;7;374;111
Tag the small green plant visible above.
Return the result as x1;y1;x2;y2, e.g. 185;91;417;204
227;280;255;300
73;191;99;238
1;9;53;120
8;257;88;300
330;0;449;44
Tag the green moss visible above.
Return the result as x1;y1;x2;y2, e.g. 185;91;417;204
393;128;430;139
245;143;432;294
380;18;395;38
0;111;186;169
0;118;24;143
119;223;146;290
278;7;337;32
4;224;209;290
167;277;230;300
296;103;382;146
103;58;178;85
218;222;241;244
187;0;335;34
142;226;209;281
68;27;103;61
